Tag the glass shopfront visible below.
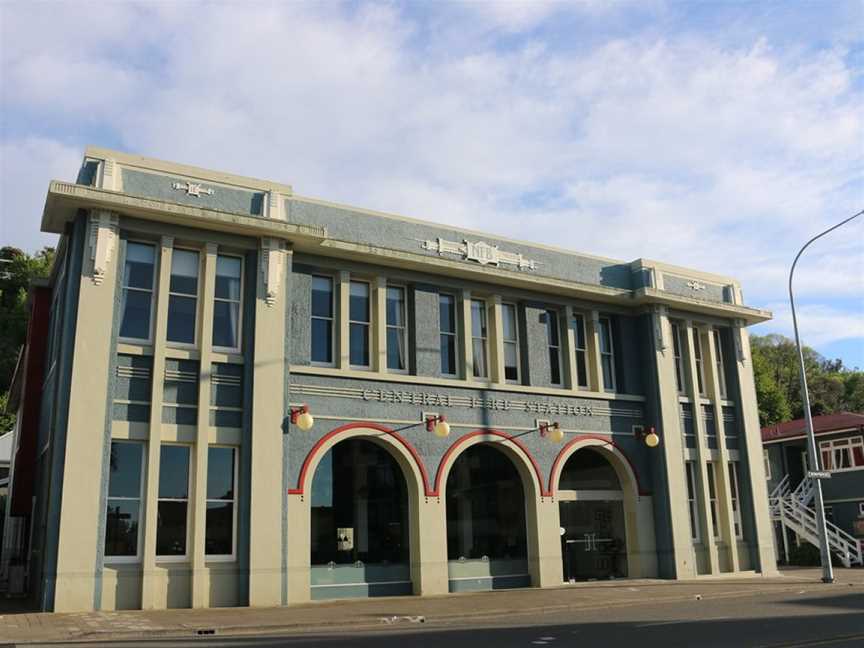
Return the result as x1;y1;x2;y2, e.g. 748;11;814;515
309;439;411;599
558;449;628;582
446;444;529;591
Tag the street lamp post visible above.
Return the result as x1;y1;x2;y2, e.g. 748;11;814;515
788;208;863;584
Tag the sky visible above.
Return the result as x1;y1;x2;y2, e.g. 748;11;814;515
1;0;862;368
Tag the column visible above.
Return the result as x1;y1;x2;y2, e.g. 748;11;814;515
140;237;174;609
650;305;697;578
413;498;449;596
586;310;604;392
249;240;290;605
373;276;387;373
684;324;720;574
704;327;740;572
337;271;350;370
190;243;217;606
562;305;578;391
489;295;505;385
460;289;474;380
53;212;120;612
732;322;779;575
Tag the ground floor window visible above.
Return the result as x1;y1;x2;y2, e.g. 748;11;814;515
156;444;190;558
310;439;409;565
685;461;700;542
446;444;526;561
105;441;144;559
728;461;743;540
206;446;237;558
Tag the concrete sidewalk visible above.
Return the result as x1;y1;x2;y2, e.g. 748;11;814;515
2;568;861;645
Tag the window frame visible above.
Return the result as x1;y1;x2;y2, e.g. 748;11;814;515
385;283;408;374
598;315;616;392
471;298;490;379
165;246;202;348
104;440;146;564
685;461;701;543
819;436;864;472
205;445;239;562
545;309;563;386
212;253;244;354
439;293;459;377
571;312;589;389
728;461;743;540
155;443;192;562
348;279;372;370
310;274;336;367
501;302;521;384
118;240;158;345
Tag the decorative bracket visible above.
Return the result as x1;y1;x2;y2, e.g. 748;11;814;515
653;305;668;354
88;211;119;285
260;238;286;305
172;180;214;197
732;319;747;363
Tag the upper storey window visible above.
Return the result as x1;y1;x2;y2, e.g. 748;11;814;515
598;316;616;392
671;322;685;394
502;302;520;383
545;309;562;386
349;280;371;368
693;328;707;396
471;299;489;379
572;313;589;388
120;242;156;342
212;255;242;351
440;294;458;376
167;249;200;345
386;286;407;372
311;276;334;365
714;330;728;398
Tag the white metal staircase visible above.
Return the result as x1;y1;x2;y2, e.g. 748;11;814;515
769;475;863;568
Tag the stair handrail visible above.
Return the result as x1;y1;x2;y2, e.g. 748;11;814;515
781;497;863;565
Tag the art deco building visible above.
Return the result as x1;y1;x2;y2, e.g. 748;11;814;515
2;147;776;611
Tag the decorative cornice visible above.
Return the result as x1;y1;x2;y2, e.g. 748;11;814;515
172;180;214;197
417;237;538;271
88;210;119;285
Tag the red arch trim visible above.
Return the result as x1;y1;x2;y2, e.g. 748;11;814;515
548;434;649;496
287;422;433;496
432;429;551;497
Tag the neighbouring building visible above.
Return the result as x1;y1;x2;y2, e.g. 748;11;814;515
764;412;864;567
2;146;777;612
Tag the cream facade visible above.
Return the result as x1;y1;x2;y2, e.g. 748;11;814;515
4;147;777;612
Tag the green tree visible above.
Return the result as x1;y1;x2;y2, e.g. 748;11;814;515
750;333;864;425
0;246;55;429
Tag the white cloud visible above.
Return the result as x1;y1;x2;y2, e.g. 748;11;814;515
0;1;861;358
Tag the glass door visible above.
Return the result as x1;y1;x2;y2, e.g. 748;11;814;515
560;500;627;582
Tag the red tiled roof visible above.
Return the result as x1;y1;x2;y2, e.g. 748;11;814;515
761;412;864;442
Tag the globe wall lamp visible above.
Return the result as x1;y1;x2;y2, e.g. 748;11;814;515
426;414;451;438
635;426;660;448
539;421;564;444
290;405;315;431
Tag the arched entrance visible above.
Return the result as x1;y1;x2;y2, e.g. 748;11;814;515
445;444;530;591
309;438;412;599
557;448;629;581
